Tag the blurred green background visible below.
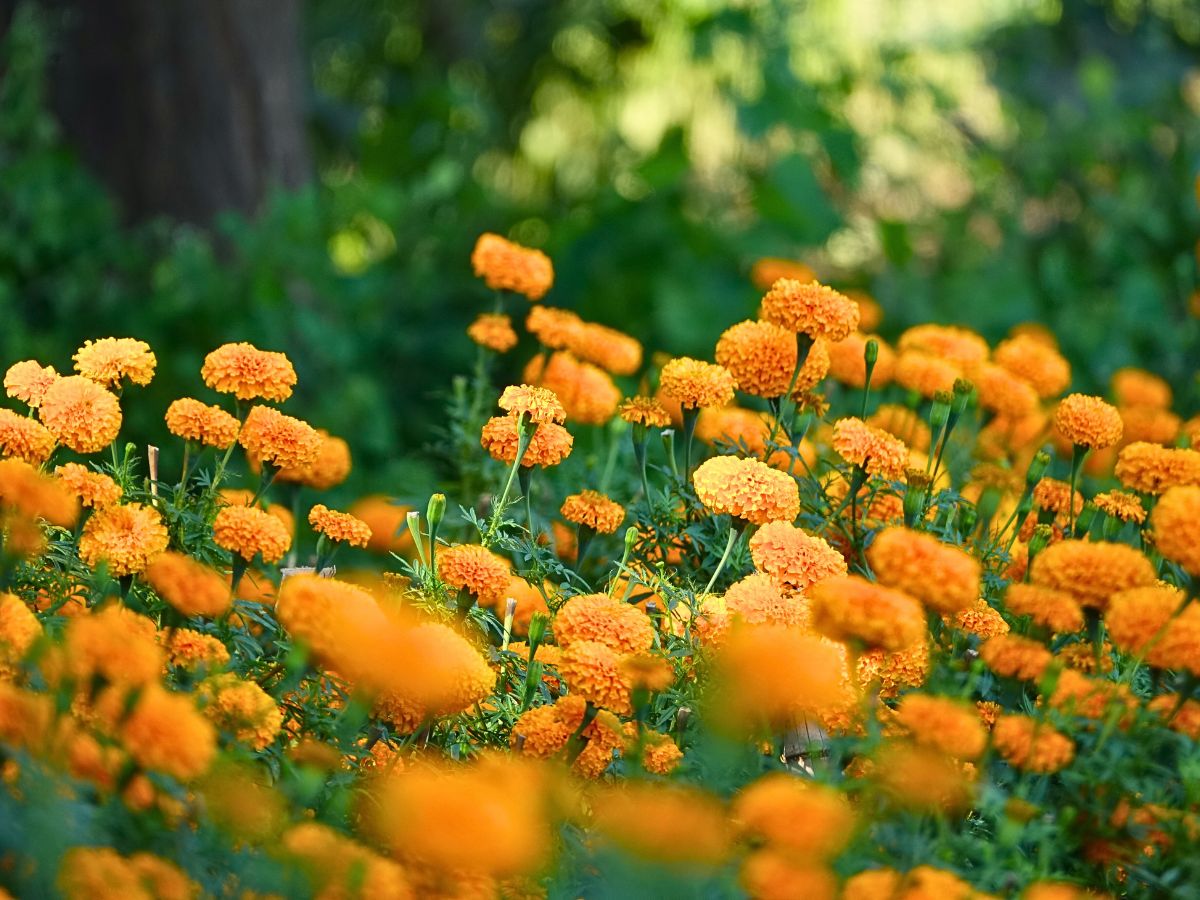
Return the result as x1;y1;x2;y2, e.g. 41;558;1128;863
1;0;1198;499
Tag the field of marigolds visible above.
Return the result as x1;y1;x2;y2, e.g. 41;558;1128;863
3;229;1200;900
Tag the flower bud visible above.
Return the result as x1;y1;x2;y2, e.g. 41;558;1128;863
930;392;952;433
426;492;446;532
1025;451;1051;489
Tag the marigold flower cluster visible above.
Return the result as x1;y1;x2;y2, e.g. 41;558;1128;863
471;232;554;300
693;454;800;524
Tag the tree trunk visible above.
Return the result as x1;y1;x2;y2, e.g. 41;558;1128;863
5;0;311;226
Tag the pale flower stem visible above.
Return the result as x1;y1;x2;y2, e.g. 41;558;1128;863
703;523;741;595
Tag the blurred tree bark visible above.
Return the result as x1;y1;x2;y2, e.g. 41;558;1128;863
0;0;311;226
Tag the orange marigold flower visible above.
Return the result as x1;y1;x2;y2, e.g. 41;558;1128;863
696;406;774;456
619;395;671;428
122;684;217;780
275;575;384;676
501;576;552;635
0;457;78;526
809;575;925;652
560;490;625;534
0;592;41;677
62;604;163;685
894;694;987;760
568;321;643;375
1029;539;1156;609
308;504;372;548
857;641;930;700
970;362;1039;419
498;384;566;424
733;774;854;866
38;375;122;454
57;848;189;900
201;342;297;402
872;742;977;813
163;628;230;670
557;639;633;715
467;312;519;353
511;694;585;758
640;730;684;775
274;429;352;490
898;324;989;368
143;550;233;617
715;319;799;398
759;279;859;342
73;337;156;388
54;462;121;509
1151;485;1200;575
590;782;731;866
348;496;414;555
4;360;59;408
993;334;1071;399
1053;394;1123;449
198;673;284;751
1112;367;1172;409
1114;442;1200;494
437;544;510;605
867;527;979;615
992;714;1074;773
866;404;930;452
79;503;169;576
894;351;960;398
827;332;896;389
1148;694;1200;739
748;520;846;593
164;397;240;449
952;598;1011;639
1031;477;1083;519
750;258;815;290
1119;405;1180;446
1003;583;1084;633
831;416;908;480
525;305;582;348
480;415;573;467
693;455;800;525
523;351;621;425
0;408;56;464
845;866;988;900
280;823;411;900
979;633;1053;681
659;357;737;409
219;489;294;535
1047;668;1133;719
471;232;554;300
213;505;292;563
723;573;808;628
553;593;654;653
1093;490;1146;524
239;405;322;471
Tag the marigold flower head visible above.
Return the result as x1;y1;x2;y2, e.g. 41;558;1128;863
73;337;157;388
715;319;799;398
480;415;573;467
1003;583;1084;633
511;693;585;759
894;351;960;398
827;332;896;390
58;848;199;900
750;257;815;290
809;575;925;652
733;773;855;860
619;395;671;428
62;604;163;685
375;621;497;729
721;573;809;628
1112;367;1172;409
471;232;554;300
308;504;372;548
556;639;633;715
696;406;774;455
280;822;412;899
142;550;231;618
54;462;121;510
759;278;859;341
1150;485;1200;575
952;598;1011;639
866;404;931;452
500;576;552;635
658;356;738;409
693;455;800;525
0;409;55;465
1029;539;1155;609
871;742;977;813
437;544;510;605
467;312;518;353
348;495;414;555
1032;477;1084;519
856;641;930;700
198;673;283;751
898;324;989;368
560;490;625;534
4;360;59;408
0;458;78;528
497;384;566;424
638;729;684;774
867;527;980;615
979;633;1053;681
163;397;240;449
831;416;908;480
1149;694;1200;739
38;375;122;454
79;502;169;577
970;362;1039;419
568;321;643;375
895;694;987;760
1047;668;1133;719
523;351;621;425
553;593;654;653
1053;393;1123;449
239;405;322;471
590;783;731;865
213;505;292;563
993;334;1071;398
1114;442;1200;494
201;342;297;402
276;575;385;676
525;305;582;348
748;521;846;593
1093;490;1146;524
163;628;230;670
845;866;989;900
992;714;1074;773
274;429;351;490
0;592;41;677
122;684;217;780
1119;404;1180;446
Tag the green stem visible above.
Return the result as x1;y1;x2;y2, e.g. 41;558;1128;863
681;408;700;479
703;522;743;595
1068;444;1088;534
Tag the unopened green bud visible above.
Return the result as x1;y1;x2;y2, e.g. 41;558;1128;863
426;493;446;531
1027;523;1054;558
930;392;952;432
864;339;879;367
902;470;931;527
527;611;549;658
1025;451;1051;488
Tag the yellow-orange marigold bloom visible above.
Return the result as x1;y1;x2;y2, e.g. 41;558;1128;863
1114;442;1200;494
845;866;990;900
198;673;283;751
693;455;800;525
992;714;1074;773
4;360;59;408
979;633;1053;681
898;324;989;368
993;334;1071;398
750;258;815;290
143;550;232;618
79;503;169;576
1119;405;1180;446
733;773;855;860
1003;583;1084;633
201;342;297;402
213;505;291;563
553;593;654;653
308;504;372;548
1029;539;1155;609
715;319;798;398
280;823;412;900
831;416;908;480
220;489;294;534
275;575;384;675
511;693;585;758
894;351;960;398
38;375;122;454
471;232;554;300
437;544;510;605
523;351;621;425
1149;695;1200;739
499;576;552;635
723;573;808;627
872;742;977;813
57;848;192;900
1032;478;1083;519
1047;668;1133;719
1053;394;1122;449
0;458;78;527
590;782;731;865
952;598;1011;639
1112;367;1172;409
164;397;240;449
467;312;518;353
640;730;684;775
348;495;414;555
0;592;40;676
857;641;930;700
1093;490;1146;524
895;694;987;760
498;384;566;424
759;279;859;342
63;604;162;685
122;684;217;780
239;405;322;471
0;409;55;465
274;429;351;490
866;404;931;452
809;575;925;652
568;321;643;375
163;628;230;670
525;305;582;348
827;332;896;389
867;527;979;615
696;406;774;456
971;362;1039;419
557;639;633;715
73;337;156;388
1151;485;1200;575
54;462;121;509
659;356;737;409
480;415;573;467
560;490;625;534
619;395;671;428
748;520;846;593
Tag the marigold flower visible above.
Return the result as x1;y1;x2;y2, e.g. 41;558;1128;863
164;397;240;449
568;321;643;375
693;455;800;525
275;575;385;675
1003;583;1084;633
525;305;582;348
1103;584;1184;661
553;593;654;653
895;694;987;760
54;462;121;509
1047;668;1133;719
1029;539;1155;609
809;575;925;652
659;356;737;409
281;823;412;899
437;544;511;605
979;633;1053;681
831;416;908;480
4;360;59;408
721;573;808;628
523;351;621;425
1053;394;1123;449
471;232;554;300
857;641;930;700
1114;442;1200;494
273;429;351;490
872;742;976;813
480;414;574;468
1093;490;1145;524
143;550;232;618
239;405;322;471
0;459;78;530
213;505;292;563
78;502;169;576
63;604;163;685
590;783;731;865
73;337;156;388
970;362;1039;419
866;404;930;452
894;351;960;398
867;527;979;615
759;279;859;341
308;504;372;548
898;323;988;367
0;408;55;465
1119;405;1180;447
748;520;846;593
557;639;633;715
1112;367;1172;409
163;628;230;670
201;342;297;402
619;395;671;428
57;848;198;900
715;319;799;398
500;576;552;635
750;257;815;290
0;592;40;677
467;312;518;353
696;406;774;455
198;673;284;750
375;622;498;729
1149;694;1200;739
827;332;896;389
560;490;625;534
497;384;566;424
844;866;988;900
733;773;855;860
122;684;217;780
993;334;1071;398
38;375;122;454
348;495;414;555
574;709;628;778
1151;485;1200;575
511;693;585;759
951;598;1011;639
992;714;1074;773
639;729;684;775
